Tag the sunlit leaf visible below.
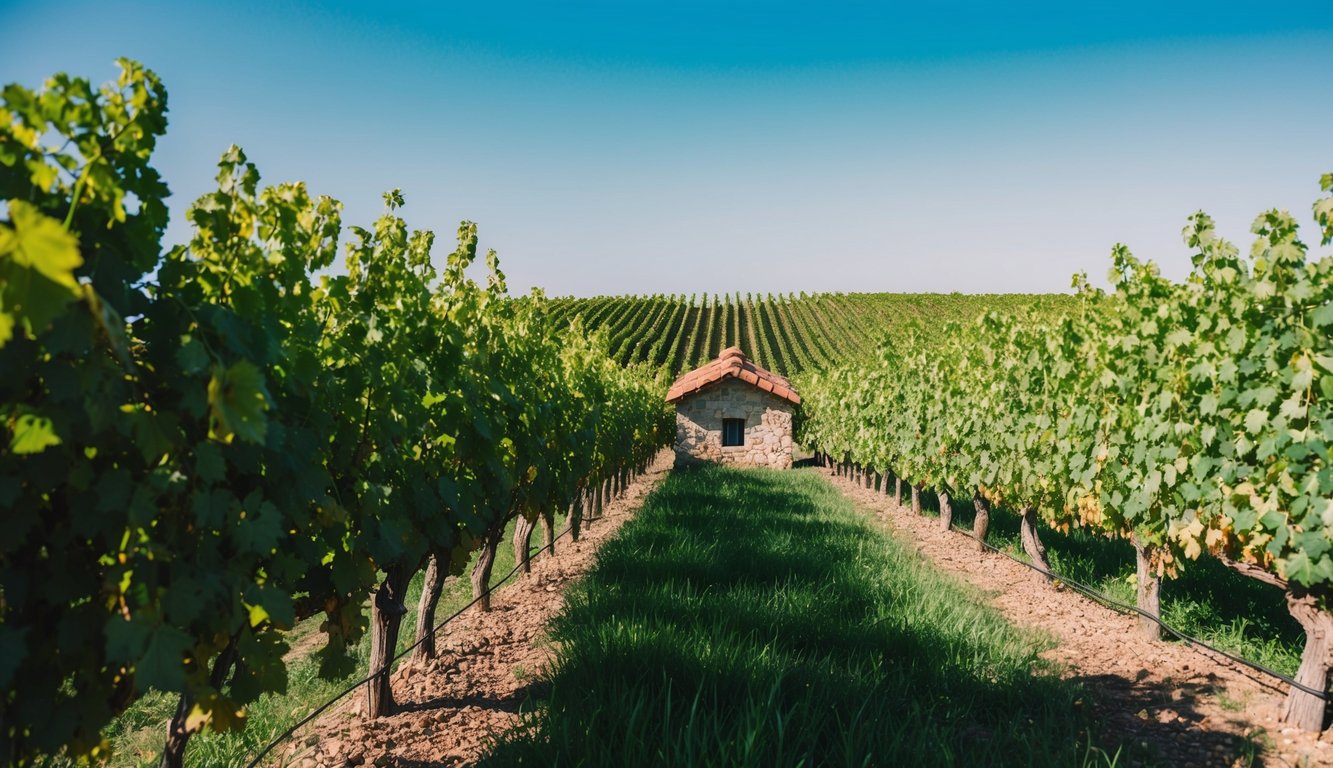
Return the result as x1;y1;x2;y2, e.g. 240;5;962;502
9;413;61;454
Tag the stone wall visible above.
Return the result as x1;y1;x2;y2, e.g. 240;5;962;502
673;378;794;469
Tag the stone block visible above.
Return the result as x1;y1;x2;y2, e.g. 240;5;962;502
671;379;795;470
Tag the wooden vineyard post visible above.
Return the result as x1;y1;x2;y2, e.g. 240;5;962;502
1218;557;1333;732
513;513;536;575
1130;533;1161;641
413;553;447;662
1018;506;1052;578
367;566;410;717
470;527;504;611
594;480;606;519
972;491;991;552
541;507;556;554
568;484;584;541
1282;589;1333;732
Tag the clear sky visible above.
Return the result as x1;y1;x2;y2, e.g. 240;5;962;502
2;1;1330;296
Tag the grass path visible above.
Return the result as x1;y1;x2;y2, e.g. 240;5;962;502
483;466;1116;767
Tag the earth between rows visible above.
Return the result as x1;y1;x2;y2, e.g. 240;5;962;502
824;467;1333;768
275;458;1332;768
269;448;675;768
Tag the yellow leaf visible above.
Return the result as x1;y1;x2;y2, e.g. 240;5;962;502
184;703;212;733
1183;536;1202;560
184;692;247;733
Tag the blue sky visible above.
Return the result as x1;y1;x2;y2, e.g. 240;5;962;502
2;1;1330;296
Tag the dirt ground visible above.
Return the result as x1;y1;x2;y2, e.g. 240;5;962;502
823;467;1333;768
267;449;675;768
270;455;1332;767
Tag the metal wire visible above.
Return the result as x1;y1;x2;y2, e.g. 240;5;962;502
789;464;1323;703
927;503;1329;702
245;521;578;768
250;472;1327;768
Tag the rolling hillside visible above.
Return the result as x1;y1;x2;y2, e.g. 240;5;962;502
548;292;1077;376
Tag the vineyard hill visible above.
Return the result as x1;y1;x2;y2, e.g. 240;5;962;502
548;292;1076;377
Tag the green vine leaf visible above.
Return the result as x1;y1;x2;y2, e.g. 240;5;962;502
207;361;271;444
9;413;61;454
134;626;192;693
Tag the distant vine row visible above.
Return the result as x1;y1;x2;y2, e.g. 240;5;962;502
553;291;1073;377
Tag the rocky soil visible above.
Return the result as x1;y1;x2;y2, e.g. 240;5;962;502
267;453;1333;767
267;449;674;768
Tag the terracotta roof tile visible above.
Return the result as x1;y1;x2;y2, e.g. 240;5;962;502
666;347;801;405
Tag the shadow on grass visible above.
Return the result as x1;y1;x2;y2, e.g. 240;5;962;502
477;466;1118;767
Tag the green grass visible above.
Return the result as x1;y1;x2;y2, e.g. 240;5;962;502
913;489;1303;677
483;466;1119;767
61;513;559;768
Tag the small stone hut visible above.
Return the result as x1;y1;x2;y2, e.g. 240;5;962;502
666;347;800;469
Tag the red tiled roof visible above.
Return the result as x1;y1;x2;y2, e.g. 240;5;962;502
666;347;801;405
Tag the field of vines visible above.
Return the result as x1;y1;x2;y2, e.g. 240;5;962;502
0;62;673;767
799;176;1333;731
547;291;1075;376
6;55;1333;768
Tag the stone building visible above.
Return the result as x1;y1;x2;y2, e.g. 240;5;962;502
666;347;800;469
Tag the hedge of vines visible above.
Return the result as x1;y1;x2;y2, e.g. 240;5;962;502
0;61;673;767
799;176;1333;730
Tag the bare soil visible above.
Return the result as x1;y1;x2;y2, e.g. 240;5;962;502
270;455;1332;768
267;449;674;768
824;467;1333;768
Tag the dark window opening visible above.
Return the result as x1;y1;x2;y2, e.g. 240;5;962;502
722;418;745;447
